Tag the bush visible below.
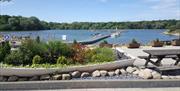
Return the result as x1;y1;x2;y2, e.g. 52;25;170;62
4;51;24;65
32;55;42;64
20;39;47;64
56;56;68;65
90;47;115;63
91;54;112;63
0;41;11;62
45;41;73;63
131;38;138;44
71;43;86;64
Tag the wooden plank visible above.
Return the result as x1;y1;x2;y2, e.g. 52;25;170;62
138;55;177;59
143;49;180;56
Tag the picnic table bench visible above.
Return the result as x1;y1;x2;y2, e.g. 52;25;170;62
138;49;180;66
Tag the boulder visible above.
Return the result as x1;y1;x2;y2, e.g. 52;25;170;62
161;75;169;79
115;69;121;75
108;71;115;76
0;76;7;82
143;68;153;73
29;76;39;81
138;69;152;79
81;72;90;78
120;68;127;74
126;66;136;73
169;76;176;79
52;74;62;80
40;74;50;80
100;70;108;77
18;78;28;81
62;74;71;80
8;76;18;81
132;70;140;75
92;70;101;77
175;76;180;79
152;71;161;79
71;71;81;78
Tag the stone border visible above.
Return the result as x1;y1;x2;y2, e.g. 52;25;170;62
0;79;180;90
0;59;135;77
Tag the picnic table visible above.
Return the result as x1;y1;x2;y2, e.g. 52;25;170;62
139;49;180;66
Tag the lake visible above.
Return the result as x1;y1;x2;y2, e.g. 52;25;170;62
0;29;178;45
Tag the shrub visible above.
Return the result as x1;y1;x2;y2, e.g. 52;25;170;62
56;56;68;65
32;55;42;64
20;39;47;64
131;38;138;44
4;51;24;65
45;41;73;63
154;38;160;42
90;47;115;63
71;43;86;64
0;41;11;62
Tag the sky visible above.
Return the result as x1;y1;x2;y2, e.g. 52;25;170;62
0;0;180;23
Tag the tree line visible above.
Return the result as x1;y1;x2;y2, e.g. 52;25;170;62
0;15;180;31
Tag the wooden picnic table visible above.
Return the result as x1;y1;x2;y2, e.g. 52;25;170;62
141;49;180;66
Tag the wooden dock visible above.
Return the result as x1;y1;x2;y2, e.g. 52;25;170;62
66;31;124;45
78;34;111;45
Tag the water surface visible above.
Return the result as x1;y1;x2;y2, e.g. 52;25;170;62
0;29;178;44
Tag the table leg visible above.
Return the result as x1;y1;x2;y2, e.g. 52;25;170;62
174;55;180;65
145;55;151;66
155;56;165;66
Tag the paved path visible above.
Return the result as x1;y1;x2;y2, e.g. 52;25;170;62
116;46;180;66
5;87;180;91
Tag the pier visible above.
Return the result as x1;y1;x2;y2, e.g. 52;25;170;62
67;30;123;45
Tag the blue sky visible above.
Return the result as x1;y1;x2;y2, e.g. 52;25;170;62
0;0;180;23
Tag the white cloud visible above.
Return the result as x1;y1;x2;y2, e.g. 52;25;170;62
0;0;14;6
143;0;180;19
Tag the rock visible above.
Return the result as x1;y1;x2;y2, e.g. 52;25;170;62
18;78;28;81
8;76;18;81
100;70;108;77
133;67;139;71
120;68;127;74
152;71;161;79
138;69;152;79
62;74;71;80
133;70;140;75
52;74;62;80
81;72;90;78
175;76;180;79
108;71;115;76
0;76;7;82
143;68;153;73
126;66;136;73
115;69;121;75
29;76;39;81
169;76;176;79
161;75;169;79
40;74;50;80
71;71;81;78
92;70;101;77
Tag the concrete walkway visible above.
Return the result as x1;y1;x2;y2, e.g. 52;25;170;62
5;87;180;91
116;46;180;66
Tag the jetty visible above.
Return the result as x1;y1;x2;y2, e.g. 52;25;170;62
67;30;124;45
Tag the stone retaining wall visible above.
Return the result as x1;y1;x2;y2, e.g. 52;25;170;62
0;59;135;77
